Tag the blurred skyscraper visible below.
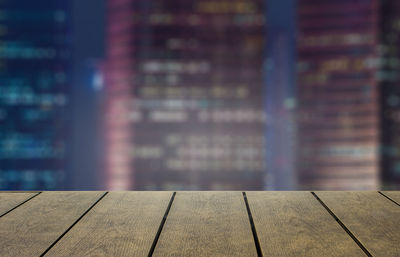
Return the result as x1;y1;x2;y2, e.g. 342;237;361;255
297;0;380;189
69;0;106;190
265;30;296;190
105;0;267;190
0;1;71;190
70;60;105;190
380;0;400;189
264;0;296;190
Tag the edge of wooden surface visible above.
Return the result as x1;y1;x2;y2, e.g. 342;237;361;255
1;191;399;257
246;191;367;257
0;191;106;257
380;191;400;206
152;191;259;257
0;192;41;218
314;191;400;257
44;191;174;257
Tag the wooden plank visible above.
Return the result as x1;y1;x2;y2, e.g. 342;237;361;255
0;193;38;217
381;191;400;205
246;192;365;257
0;191;105;257
316;191;400;257
45;192;173;257
152;191;257;257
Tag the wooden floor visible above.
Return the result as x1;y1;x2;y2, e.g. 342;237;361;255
0;191;399;257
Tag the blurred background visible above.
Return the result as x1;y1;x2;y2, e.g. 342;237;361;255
0;0;400;191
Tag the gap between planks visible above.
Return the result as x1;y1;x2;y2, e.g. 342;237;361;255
311;192;372;257
378;191;400;207
6;191;387;257
40;192;109;257
148;192;261;257
37;191;177;257
0;192;42;218
147;192;177;257
242;192;263;257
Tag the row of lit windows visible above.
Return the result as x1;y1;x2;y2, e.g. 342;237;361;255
165;134;264;146
0;146;64;159
197;110;265;122
163;38;263;51
299;73;327;84
142;60;210;74
166;159;265;171
109;108;265;123
0;45;60;59
0;92;67;106
131;144;264;160
138;71;262;85
0;72;67;89
299;33;373;48
146;13;265;26
0;170;61;190
132;146;164;159
196;1;258;14
0;135;64;159
148;110;188;122
316;145;377;158
139;86;250;99
134;99;223;111
299;72;373;85
298;57;379;73
107;47;262;61
175;145;265;159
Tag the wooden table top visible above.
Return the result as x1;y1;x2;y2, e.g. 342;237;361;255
0;191;399;257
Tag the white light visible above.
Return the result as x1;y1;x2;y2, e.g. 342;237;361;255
93;71;104;91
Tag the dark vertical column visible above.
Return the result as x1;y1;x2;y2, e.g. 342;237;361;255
264;0;296;190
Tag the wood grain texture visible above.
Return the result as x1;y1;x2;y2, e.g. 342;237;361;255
316;191;400;257
0;193;37;217
246;192;365;257
45;192;173;257
0;191;104;257
152;191;257;257
382;191;400;205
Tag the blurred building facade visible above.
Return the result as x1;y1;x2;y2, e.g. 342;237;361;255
1;0;400;191
69;60;105;190
380;0;400;189
265;30;297;190
0;1;71;190
297;0;381;189
105;0;267;190
264;0;296;190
